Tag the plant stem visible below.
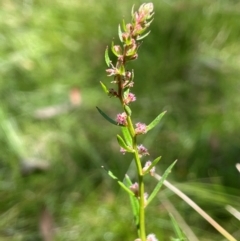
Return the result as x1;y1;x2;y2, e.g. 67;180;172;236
127;115;146;241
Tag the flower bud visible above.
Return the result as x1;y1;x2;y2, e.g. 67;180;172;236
112;45;122;57
116;112;127;125
130;182;139;196
147;234;158;241
135;122;147;134
137;144;149;157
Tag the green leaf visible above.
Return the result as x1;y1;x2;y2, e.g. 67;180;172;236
125;175;139;226
117;135;134;152
121;127;132;146
170;213;186;240
111;41;122;57
105;46;111;67
102;166;135;197
143;156;161;176
131;4;135;19
124;105;132;116
118;24;123;42
99;81;109;95
96;107;123;126
137;30;151;41
146;111;166;132
122;19;127;32
119;63;125;75
146;160;177;207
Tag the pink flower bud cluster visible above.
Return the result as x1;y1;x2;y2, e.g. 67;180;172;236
143;161;156;176
105;3;154;96
134;233;158;241
116;112;127;125
137;144;149;157
135;122;147;135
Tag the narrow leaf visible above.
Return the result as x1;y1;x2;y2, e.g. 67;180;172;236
105;46;111;67
131;5;135;19
96;107;122;126
102;166;135;197
146;111;166;132
99;81;109;95
125;175;139;226
137;31;151;41
117;135;134;152
118;24;123;42
122;19;127;32
146;160;177;207
121;127;132;146
143;156;161;176
124;105;132;116
170;213;185;240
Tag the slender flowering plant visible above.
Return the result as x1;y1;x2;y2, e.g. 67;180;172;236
97;3;239;241
97;3;177;241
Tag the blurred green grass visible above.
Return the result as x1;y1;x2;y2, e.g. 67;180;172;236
0;0;240;240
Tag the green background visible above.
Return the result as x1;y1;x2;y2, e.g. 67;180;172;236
0;0;239;240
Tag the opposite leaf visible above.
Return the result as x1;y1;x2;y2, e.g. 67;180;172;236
146;111;166;132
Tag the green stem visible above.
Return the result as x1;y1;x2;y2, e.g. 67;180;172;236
127;115;146;241
117;59;146;239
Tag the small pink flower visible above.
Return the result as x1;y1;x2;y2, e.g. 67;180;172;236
116;112;127;125
135;122;147;134
147;234;158;241
124;92;136;104
143;161;155;176
120;147;127;155
137;144;149;157
106;68;117;76
130;182;139;196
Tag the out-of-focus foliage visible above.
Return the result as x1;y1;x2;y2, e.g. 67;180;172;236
0;0;239;240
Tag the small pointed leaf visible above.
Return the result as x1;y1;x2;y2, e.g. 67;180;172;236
105;46;111;67
143;156;161;176
96;107;123;126
131;5;135;19
137;31;151;41
99;81;109;95
146;160;177;207
122;19;127;32
118;24;123;42
146;111;166;132
117;135;134;152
